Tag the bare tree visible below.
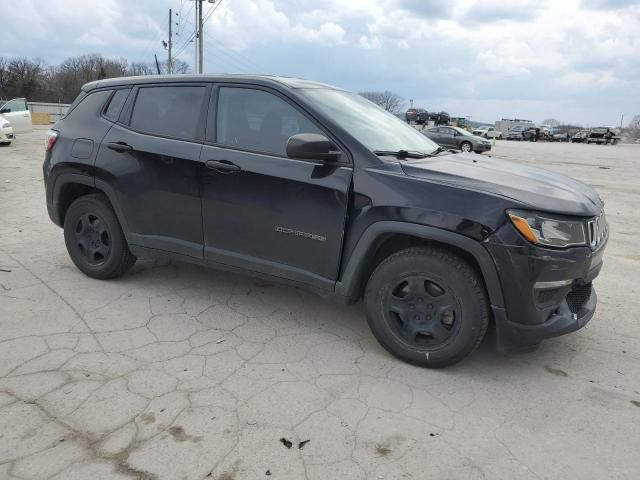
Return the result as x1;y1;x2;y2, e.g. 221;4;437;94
0;54;192;103
359;90;405;114
624;114;640;142
542;118;560;127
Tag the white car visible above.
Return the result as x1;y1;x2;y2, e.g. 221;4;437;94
0;118;14;145
0;98;33;138
472;126;503;139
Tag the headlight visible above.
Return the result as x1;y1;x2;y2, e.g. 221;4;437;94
507;210;587;248
1;121;10;129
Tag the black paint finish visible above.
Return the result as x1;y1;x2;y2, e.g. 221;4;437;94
43;74;608;353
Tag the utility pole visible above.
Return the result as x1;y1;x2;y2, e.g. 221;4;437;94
168;8;173;74
198;0;204;73
194;0;200;73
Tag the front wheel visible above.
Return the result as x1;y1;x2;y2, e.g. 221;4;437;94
64;193;136;279
364;247;489;368
460;141;472;152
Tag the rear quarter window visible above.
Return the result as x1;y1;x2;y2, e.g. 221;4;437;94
62;90;113;122
104;89;130;122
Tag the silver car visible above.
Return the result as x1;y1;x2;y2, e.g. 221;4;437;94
422;126;491;153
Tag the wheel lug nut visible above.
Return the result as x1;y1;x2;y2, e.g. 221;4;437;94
414;315;420;320
417;298;423;302
409;304;415;309
427;304;433;309
427;315;432;320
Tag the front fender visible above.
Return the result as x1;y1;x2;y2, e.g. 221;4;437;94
335;221;505;310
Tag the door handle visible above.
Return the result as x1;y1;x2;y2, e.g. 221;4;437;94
106;141;133;153
205;160;242;173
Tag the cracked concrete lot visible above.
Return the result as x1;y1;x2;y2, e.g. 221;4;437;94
1;127;640;480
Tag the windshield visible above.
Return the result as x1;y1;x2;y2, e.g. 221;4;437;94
300;89;439;154
452;126;473;136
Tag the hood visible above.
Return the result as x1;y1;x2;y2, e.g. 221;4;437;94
401;153;603;216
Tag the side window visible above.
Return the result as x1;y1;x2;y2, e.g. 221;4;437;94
130;86;206;140
104;89;130;121
62;90;113;122
1;98;27;113
442;127;454;135
216;87;322;157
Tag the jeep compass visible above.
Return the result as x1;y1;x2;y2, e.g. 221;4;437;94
43;75;608;368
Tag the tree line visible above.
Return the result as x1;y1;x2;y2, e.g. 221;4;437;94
0;54;189;104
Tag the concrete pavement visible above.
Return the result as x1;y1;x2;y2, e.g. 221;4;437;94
1;129;639;479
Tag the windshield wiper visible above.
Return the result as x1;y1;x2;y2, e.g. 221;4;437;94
426;146;448;156
373;150;428;159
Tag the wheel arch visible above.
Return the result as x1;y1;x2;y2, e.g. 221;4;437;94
335;221;505;310
50;174;129;237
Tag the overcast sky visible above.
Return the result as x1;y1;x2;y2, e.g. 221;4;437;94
2;0;639;125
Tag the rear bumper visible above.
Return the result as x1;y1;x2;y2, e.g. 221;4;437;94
484;222;607;352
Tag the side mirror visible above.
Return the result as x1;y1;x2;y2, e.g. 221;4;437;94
286;133;341;162
0;108;10;114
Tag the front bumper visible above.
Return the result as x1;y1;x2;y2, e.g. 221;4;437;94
475;143;492;152
0;127;14;143
484;222;607;352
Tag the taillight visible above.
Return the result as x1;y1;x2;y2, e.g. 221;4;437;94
45;130;58;152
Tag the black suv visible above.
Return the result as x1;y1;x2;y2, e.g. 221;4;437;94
43;75;608;368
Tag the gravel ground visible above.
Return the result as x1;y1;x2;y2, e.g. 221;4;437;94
1;128;639;480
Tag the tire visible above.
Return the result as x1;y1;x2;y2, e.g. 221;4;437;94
460;141;472;153
63;193;136;279
364;247;489;368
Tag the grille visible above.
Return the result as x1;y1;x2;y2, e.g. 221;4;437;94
566;283;592;315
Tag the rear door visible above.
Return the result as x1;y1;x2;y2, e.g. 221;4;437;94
198;84;352;288
0;98;32;133
94;83;209;258
438;127;456;147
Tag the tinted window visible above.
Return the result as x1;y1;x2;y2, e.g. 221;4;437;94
63;90;113;122
216;87;322;156
104;89;129;121
130;86;206;140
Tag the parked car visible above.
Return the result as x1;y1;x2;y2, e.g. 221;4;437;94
43;75;608;368
423;126;491;153
0;98;33;133
571;130;590;143
472;126;503;139
405;108;428;124
586;127;617;145
506;125;527;140
428;111;450;126
0;118;14;145
551;131;570;142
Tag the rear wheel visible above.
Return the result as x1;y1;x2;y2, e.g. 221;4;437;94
364;247;489;368
63;193;136;279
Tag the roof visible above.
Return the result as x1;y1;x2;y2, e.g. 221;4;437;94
82;74;341;92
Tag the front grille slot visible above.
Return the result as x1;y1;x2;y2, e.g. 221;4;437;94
588;213;607;249
566;283;592;314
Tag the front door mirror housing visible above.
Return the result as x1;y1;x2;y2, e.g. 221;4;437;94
286;133;341;162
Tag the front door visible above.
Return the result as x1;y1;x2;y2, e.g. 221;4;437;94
0;98;32;133
94;84;209;258
199;85;352;288
439;127;456;148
